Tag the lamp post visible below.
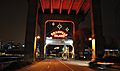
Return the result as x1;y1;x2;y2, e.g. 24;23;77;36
88;37;95;61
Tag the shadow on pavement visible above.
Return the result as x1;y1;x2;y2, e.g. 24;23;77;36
1;61;32;71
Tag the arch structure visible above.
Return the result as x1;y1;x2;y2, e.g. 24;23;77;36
44;20;75;59
44;39;74;59
25;0;104;62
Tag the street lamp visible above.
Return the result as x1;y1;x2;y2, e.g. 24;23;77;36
88;37;92;41
37;36;40;39
88;37;96;61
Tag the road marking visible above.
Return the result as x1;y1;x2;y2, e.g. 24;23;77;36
58;60;74;71
48;61;51;69
48;65;50;69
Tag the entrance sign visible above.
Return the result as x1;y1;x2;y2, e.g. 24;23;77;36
45;20;75;40
51;30;68;38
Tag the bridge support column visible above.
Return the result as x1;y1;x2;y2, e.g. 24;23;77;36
24;0;37;63
39;25;45;59
91;0;105;59
39;15;45;59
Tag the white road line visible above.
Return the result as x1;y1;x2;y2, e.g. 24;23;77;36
58;60;74;71
48;65;50;69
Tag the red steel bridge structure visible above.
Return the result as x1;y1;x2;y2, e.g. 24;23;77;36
25;0;104;63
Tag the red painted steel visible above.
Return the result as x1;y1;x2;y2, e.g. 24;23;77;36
39;0;90;14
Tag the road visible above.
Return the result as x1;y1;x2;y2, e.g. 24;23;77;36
16;59;120;71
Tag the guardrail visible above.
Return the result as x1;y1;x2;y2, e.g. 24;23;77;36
0;56;24;70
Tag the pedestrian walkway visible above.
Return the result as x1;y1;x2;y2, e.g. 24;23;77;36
63;60;90;66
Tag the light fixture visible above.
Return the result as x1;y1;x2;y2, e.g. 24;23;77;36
36;36;40;39
88;37;92;40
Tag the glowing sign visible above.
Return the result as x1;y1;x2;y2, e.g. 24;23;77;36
51;31;68;38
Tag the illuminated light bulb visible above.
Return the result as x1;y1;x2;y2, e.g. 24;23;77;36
60;31;62;33
88;37;92;40
63;35;65;37
65;34;67;36
58;31;60;33
63;33;65;36
60;35;63;37
60;31;61;33
58;35;60;37
51;30;68;38
57;35;61;37
51;33;53;35
37;36;40;39
54;35;58;37
59;35;62;37
53;32;55;34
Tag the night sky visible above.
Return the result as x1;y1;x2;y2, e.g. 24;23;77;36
101;0;120;39
0;0;27;43
0;0;120;43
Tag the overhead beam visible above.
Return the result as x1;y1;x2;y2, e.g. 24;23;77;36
84;0;90;13
38;1;40;9
40;0;45;13
51;0;53;14
59;0;64;14
76;0;84;14
68;0;74;14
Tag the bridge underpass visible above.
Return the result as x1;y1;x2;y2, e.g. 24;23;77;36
44;39;74;59
43;20;75;60
24;0;104;63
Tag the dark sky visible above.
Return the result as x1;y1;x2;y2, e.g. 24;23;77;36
0;0;120;43
101;0;120;39
0;0;27;43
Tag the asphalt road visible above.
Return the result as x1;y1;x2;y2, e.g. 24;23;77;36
16;59;120;71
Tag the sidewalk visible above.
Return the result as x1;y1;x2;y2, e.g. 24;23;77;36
63;60;90;66
63;60;120;69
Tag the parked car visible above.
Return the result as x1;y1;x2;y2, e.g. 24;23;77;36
89;56;120;70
